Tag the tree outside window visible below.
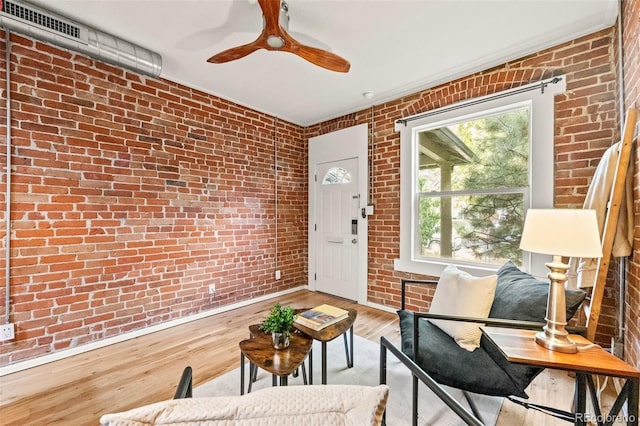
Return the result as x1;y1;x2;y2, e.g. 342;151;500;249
416;107;529;267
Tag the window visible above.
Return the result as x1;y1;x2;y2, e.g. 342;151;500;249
395;77;565;278
417;106;529;265
322;167;352;184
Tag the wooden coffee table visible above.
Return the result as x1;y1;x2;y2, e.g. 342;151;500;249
239;324;312;394
294;308;357;384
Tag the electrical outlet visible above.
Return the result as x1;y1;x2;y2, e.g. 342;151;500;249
208;284;216;297
275;270;281;280
0;323;15;342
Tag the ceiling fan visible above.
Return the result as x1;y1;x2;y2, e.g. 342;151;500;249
207;0;350;73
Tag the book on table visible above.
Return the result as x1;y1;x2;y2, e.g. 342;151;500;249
295;304;349;330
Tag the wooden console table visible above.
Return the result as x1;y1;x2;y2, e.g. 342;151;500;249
482;327;639;426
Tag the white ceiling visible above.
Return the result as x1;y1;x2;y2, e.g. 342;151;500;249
28;0;618;126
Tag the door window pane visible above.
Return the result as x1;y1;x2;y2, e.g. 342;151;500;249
323;167;352;185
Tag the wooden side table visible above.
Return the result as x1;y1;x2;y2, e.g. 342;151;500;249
294;308;357;384
482;327;640;426
239;325;312;394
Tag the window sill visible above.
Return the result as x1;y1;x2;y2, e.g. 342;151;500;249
393;257;499;278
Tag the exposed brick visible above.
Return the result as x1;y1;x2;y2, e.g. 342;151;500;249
0;31;307;366
1;16;637;371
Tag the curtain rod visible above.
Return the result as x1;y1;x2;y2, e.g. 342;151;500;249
396;76;563;127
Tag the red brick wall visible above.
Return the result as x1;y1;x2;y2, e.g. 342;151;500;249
1;10;635;369
0;32;308;365
623;0;640;368
307;28;622;346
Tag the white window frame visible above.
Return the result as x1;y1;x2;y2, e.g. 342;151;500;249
394;77;566;279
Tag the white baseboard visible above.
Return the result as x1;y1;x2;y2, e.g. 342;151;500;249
365;300;397;314
0;285;308;376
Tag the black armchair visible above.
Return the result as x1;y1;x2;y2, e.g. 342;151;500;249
380;261;587;425
174;366;193;399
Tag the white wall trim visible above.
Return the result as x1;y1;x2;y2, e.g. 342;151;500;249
365;300;397;314
0;285;308;377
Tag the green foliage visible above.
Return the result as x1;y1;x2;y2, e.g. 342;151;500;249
258;303;296;336
458;110;528;264
457;111;529;189
418;180;440;246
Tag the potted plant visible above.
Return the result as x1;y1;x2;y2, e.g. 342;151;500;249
259;303;297;349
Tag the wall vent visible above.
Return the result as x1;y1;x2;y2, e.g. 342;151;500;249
0;0;161;77
2;0;82;40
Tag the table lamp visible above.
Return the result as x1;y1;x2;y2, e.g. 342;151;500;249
519;209;603;353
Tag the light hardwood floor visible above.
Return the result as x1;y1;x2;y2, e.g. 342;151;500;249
0;289;617;425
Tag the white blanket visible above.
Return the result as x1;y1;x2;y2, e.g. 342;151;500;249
568;141;634;289
100;384;389;426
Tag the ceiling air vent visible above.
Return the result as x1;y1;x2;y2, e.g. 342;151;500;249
0;0;162;77
2;0;82;40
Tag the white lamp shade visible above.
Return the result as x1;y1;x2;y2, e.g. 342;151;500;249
520;209;603;258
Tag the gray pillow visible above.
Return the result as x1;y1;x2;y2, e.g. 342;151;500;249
489;261;586;322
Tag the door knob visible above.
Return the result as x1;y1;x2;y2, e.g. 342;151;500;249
352;238;358;244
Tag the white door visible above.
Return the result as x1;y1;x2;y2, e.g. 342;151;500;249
316;158;359;300
308;124;368;304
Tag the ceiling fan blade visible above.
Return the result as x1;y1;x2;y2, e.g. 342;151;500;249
286;40;351;73
258;0;282;34
207;40;263;63
207;0;276;64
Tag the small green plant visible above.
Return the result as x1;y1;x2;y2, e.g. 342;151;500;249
258;303;296;336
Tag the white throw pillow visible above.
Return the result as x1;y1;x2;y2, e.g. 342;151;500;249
428;265;498;351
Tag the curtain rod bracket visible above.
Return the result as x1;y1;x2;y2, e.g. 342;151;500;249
541;77;562;94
